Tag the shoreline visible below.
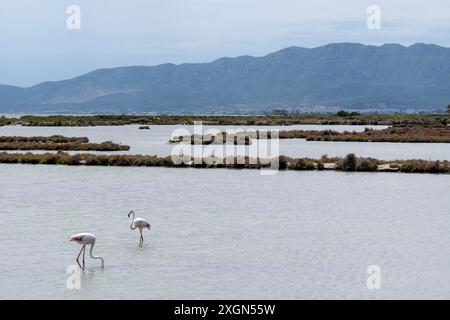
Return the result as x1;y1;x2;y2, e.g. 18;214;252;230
0;152;448;174
172;125;450;144
273;125;450;143
1;114;449;127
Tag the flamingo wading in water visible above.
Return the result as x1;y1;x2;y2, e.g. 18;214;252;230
69;233;104;269
128;210;151;244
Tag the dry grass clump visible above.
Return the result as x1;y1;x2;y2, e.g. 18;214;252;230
170;132;253;145
0;135;89;143
0;135;129;151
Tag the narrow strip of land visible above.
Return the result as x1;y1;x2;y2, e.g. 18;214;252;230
172;125;450;144
1;114;449;127
270;125;450;143
0;152;448;174
0;135;89;143
0;136;130;151
169;133;251;145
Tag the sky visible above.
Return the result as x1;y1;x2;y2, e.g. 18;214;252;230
0;0;449;86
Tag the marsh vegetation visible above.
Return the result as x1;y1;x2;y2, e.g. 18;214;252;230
169;132;252;145
0;152;448;174
170;125;450;144
262;125;450;143
1;114;449;127
0;135;130;151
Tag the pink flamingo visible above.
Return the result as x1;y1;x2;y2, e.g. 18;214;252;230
128;210;152;244
69;233;104;269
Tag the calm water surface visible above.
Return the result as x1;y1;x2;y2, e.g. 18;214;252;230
0;164;449;299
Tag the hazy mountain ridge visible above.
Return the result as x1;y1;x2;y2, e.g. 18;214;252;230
1;43;449;113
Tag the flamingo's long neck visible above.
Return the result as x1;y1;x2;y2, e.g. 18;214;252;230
89;241;104;268
130;212;136;230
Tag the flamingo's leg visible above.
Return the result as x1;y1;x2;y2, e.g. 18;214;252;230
76;246;84;269
139;229;144;244
82;245;86;269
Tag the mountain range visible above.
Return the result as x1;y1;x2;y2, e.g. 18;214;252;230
1;43;449;114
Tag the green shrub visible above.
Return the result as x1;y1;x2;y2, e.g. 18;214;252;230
342;154;357;171
292;159;306;170
278;156;290;170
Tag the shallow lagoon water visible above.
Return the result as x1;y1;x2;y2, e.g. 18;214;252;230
1;124;450;160
1;124;449;299
0;164;449;299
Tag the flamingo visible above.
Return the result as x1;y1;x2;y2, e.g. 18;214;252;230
128;210;151;244
69;233;104;269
